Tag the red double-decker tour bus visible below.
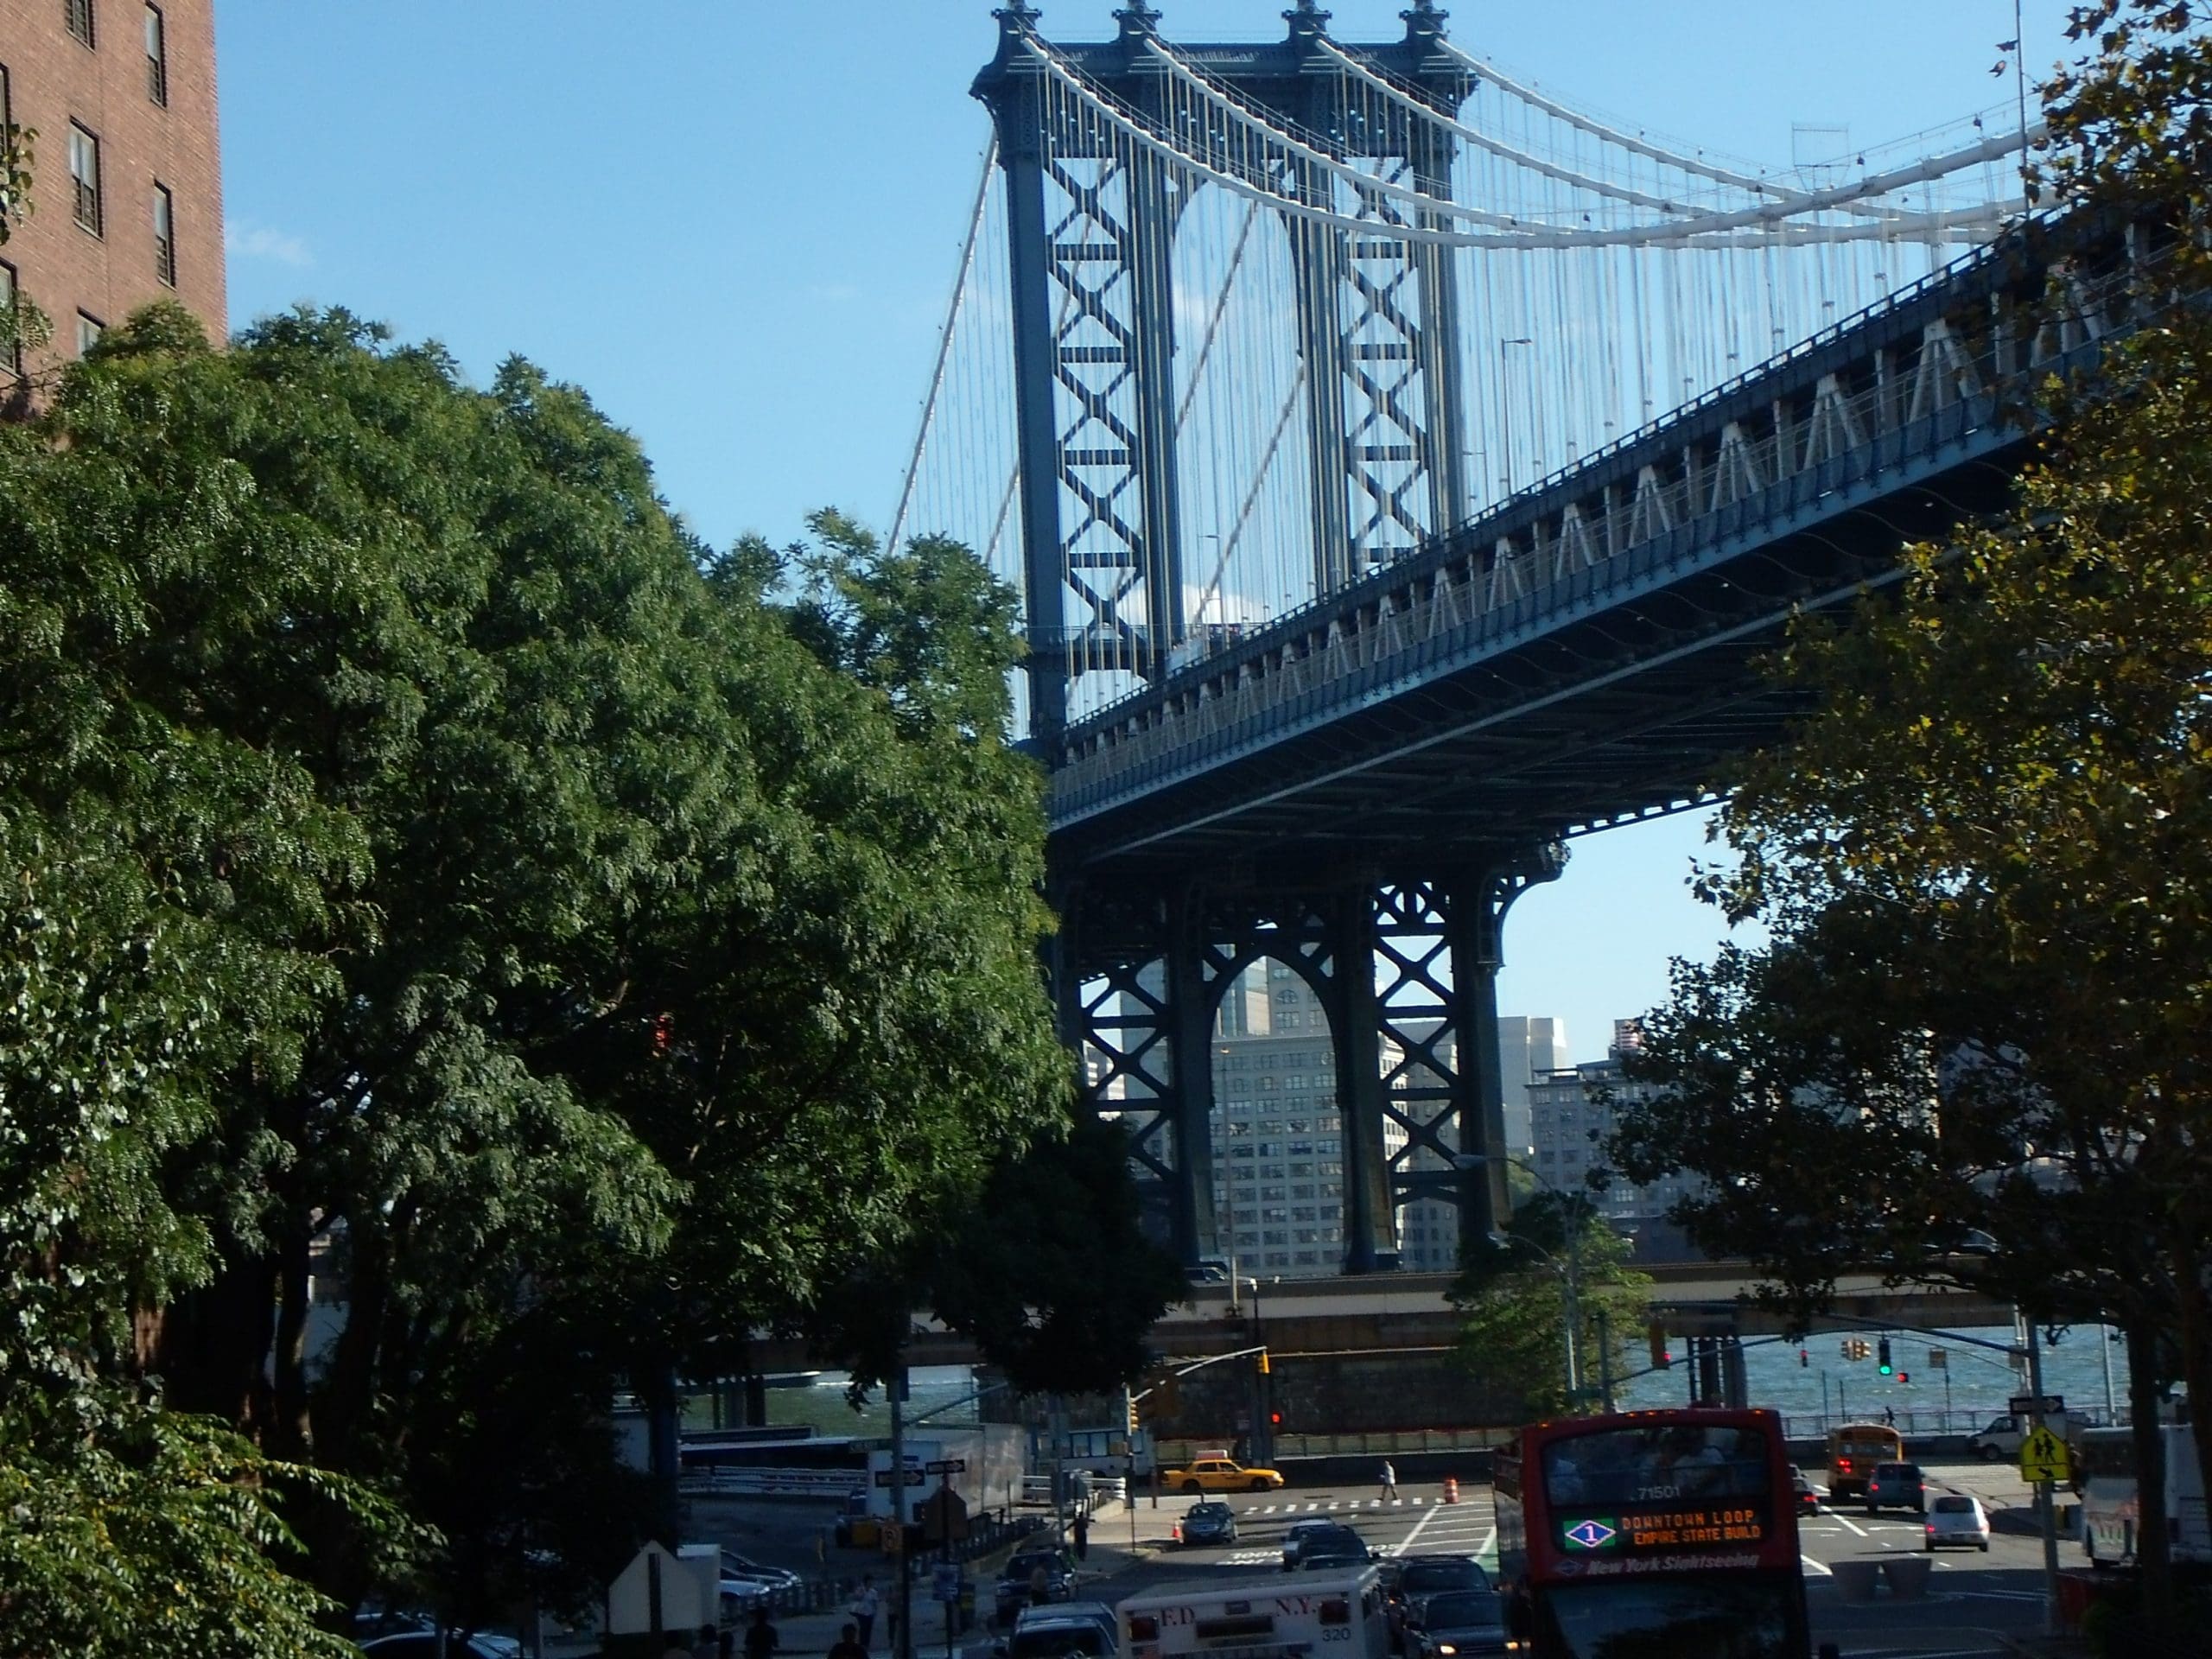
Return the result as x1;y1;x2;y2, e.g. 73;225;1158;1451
1493;1408;1812;1658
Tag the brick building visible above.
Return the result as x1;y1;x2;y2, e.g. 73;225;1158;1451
0;0;224;372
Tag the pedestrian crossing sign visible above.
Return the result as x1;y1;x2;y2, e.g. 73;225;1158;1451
2018;1425;2069;1483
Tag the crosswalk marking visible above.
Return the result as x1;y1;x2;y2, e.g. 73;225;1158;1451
1239;1496;1444;1516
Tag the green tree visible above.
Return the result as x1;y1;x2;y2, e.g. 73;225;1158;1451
929;1116;1189;1397
0;303;1068;1630
1608;7;2212;1630
1452;1192;1649;1421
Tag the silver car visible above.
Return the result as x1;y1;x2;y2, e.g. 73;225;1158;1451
1923;1491;1990;1551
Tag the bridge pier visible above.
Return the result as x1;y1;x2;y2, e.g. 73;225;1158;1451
1060;845;1563;1278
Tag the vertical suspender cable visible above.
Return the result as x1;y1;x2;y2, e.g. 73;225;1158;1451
888;135;999;556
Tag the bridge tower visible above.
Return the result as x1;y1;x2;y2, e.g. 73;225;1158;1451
973;1;1475;747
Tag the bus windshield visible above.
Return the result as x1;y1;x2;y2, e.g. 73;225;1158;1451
1538;1576;1800;1659
1542;1424;1775;1507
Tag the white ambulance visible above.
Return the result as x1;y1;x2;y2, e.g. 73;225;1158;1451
1118;1570;1388;1659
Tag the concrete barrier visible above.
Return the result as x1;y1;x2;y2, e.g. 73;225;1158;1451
1830;1560;1880;1603
1882;1556;1933;1599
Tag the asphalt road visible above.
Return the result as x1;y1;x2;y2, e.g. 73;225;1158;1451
1063;1460;2062;1659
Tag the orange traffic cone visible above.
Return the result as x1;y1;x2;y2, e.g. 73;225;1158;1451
1443;1476;1459;1504
1172;1519;1182;1544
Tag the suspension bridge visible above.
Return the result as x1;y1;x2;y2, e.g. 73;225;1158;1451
888;3;2166;1274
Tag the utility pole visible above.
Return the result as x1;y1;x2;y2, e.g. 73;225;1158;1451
2024;1319;2062;1633
890;1364;912;1659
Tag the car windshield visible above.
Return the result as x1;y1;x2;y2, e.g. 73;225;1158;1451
1932;1495;1974;1514
1006;1554;1061;1578
1875;1464;1917;1478
1420;1593;1503;1630
1399;1559;1488;1597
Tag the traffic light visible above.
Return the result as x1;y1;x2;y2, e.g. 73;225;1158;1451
1798;1349;1809;1369
1269;1410;1282;1427
1897;1371;1910;1385
1126;1393;1141;1433
1258;1349;1271;1376
1649;1324;1671;1370
1878;1338;1894;1376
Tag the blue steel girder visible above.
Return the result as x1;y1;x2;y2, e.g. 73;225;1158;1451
1336;168;1446;563
1046;213;2176;874
976;6;1475;723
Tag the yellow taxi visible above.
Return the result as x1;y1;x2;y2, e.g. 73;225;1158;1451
1172;1453;1287;1493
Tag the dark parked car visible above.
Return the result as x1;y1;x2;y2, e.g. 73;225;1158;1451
1180;1501;1237;1547
1404;1590;1511;1659
1789;1465;1821;1516
1388;1555;1491;1653
1297;1525;1374;1573
1282;1516;1342;1570
1865;1461;1926;1516
359;1637;516;1659
995;1548;1077;1624
997;1602;1119;1659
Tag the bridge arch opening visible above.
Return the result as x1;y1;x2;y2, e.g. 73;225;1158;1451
1205;951;1346;1281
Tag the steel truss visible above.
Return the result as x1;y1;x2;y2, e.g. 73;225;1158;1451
1058;846;1561;1272
975;3;1473;744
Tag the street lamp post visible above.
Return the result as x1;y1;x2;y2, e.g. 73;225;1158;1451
1466;1150;1592;1409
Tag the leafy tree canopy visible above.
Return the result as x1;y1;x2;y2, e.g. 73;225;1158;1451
1452;1192;1649;1422
0;302;1069;1637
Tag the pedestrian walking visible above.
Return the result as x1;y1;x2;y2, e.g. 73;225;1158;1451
849;1577;880;1650
1379;1460;1398;1503
1071;1512;1090;1561
828;1624;868;1659
741;1607;778;1659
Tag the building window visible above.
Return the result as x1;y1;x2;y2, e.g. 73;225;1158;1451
143;4;167;103
76;311;104;356
69;124;101;234
67;0;96;48
152;183;175;284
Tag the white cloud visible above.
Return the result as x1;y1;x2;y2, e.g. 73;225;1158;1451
225;220;314;269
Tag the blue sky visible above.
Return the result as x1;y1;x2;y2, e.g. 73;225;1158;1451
215;1;2077;1061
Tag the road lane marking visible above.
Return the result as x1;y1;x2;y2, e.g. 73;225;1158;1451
1386;1497;1448;1555
1833;1513;1869;1537
1798;1554;1832;1577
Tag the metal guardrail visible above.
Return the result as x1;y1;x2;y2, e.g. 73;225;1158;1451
1052;223;2179;823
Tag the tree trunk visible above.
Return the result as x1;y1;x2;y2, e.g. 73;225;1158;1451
152;1246;279;1440
2126;1319;2175;1633
269;1219;315;1462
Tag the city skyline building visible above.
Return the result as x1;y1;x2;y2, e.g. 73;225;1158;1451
0;0;225;380
1527;1026;1703;1260
1497;1014;1572;1158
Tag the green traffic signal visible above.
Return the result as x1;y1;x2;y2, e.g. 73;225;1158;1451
1878;1338;1894;1376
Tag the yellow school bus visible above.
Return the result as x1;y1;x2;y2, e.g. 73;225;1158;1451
1826;1421;1903;1503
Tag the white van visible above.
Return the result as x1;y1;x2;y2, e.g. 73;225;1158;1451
1120;1569;1389;1659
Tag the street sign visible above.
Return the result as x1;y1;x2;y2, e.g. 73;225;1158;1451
922;1459;966;1476
919;1484;969;1544
931;1565;960;1604
874;1468;926;1486
2010;1394;2064;1417
1925;1348;1948;1370
2019;1425;2070;1483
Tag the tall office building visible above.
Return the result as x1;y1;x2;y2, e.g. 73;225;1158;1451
0;0;225;376
1208;959;1370;1279
1497;1015;1571;1159
1527;1023;1703;1259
